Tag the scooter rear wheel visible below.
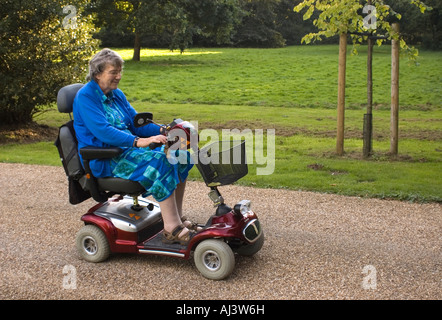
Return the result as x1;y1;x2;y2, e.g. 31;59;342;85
76;225;110;263
194;239;235;280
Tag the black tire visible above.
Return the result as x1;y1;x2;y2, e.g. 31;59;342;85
76;225;110;263
194;239;235;280
236;231;264;256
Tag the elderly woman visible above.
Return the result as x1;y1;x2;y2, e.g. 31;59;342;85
73;48;198;245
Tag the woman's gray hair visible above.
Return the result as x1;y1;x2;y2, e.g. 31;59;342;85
86;48;124;82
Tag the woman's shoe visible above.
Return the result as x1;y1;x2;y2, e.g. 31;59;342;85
181;216;203;232
162;224;195;246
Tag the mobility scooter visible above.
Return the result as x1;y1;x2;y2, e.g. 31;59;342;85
55;84;264;280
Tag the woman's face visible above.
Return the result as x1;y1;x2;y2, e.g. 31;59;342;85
96;64;122;94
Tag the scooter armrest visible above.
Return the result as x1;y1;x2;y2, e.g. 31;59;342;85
80;147;123;160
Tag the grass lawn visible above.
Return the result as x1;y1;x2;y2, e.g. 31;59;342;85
116;45;441;108
1;45;441;203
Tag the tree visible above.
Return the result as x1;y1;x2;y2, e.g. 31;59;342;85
89;0;243;61
233;0;286;47
294;0;430;156
0;0;99;125
274;0;319;46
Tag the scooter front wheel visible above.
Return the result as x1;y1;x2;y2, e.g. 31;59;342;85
76;225;110;263
194;239;235;280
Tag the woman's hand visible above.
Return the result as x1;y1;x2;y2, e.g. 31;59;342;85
136;135;167;148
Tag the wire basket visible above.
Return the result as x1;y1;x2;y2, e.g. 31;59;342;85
196;140;248;187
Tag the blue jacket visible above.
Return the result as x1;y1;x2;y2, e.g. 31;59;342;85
73;80;160;177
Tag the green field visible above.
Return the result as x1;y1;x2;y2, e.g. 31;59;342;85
2;45;441;202
116;45;441;108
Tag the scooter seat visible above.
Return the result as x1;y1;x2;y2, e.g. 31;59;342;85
79;147;146;201
97;177;145;196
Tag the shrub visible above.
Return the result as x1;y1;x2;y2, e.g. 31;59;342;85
0;0;99;125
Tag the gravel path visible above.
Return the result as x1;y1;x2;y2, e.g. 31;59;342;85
0;163;440;300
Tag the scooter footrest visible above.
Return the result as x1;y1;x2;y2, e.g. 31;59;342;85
141;232;187;251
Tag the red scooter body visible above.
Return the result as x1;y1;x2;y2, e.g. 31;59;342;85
76;116;263;280
80;195;262;261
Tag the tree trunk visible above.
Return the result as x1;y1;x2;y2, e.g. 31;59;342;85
336;33;347;156
133;32;141;62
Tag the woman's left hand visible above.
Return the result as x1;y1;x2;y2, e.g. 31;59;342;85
136;135;167;148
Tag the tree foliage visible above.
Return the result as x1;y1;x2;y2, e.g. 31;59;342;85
89;0;244;59
293;0;432;59
385;0;441;50
0;0;99;125
233;0;286;47
93;0;440;49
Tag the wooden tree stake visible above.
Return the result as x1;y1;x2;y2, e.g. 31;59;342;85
337;33;347;156
390;23;400;155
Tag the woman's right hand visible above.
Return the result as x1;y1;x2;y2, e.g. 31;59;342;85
136;135;167;148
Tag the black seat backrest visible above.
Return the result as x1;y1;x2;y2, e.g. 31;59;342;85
56;121;84;180
55;84;92;204
57;83;84;114
55;84;84;180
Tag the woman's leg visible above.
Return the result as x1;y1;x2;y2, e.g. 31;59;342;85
159;191;190;237
159;192;179;231
175;179;203;232
175;180;186;217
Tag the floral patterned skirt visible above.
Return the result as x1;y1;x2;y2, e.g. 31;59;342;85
110;147;193;202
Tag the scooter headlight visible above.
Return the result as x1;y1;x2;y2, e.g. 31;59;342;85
234;200;251;217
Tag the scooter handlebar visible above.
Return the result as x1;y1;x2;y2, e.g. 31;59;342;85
148;142;163;150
